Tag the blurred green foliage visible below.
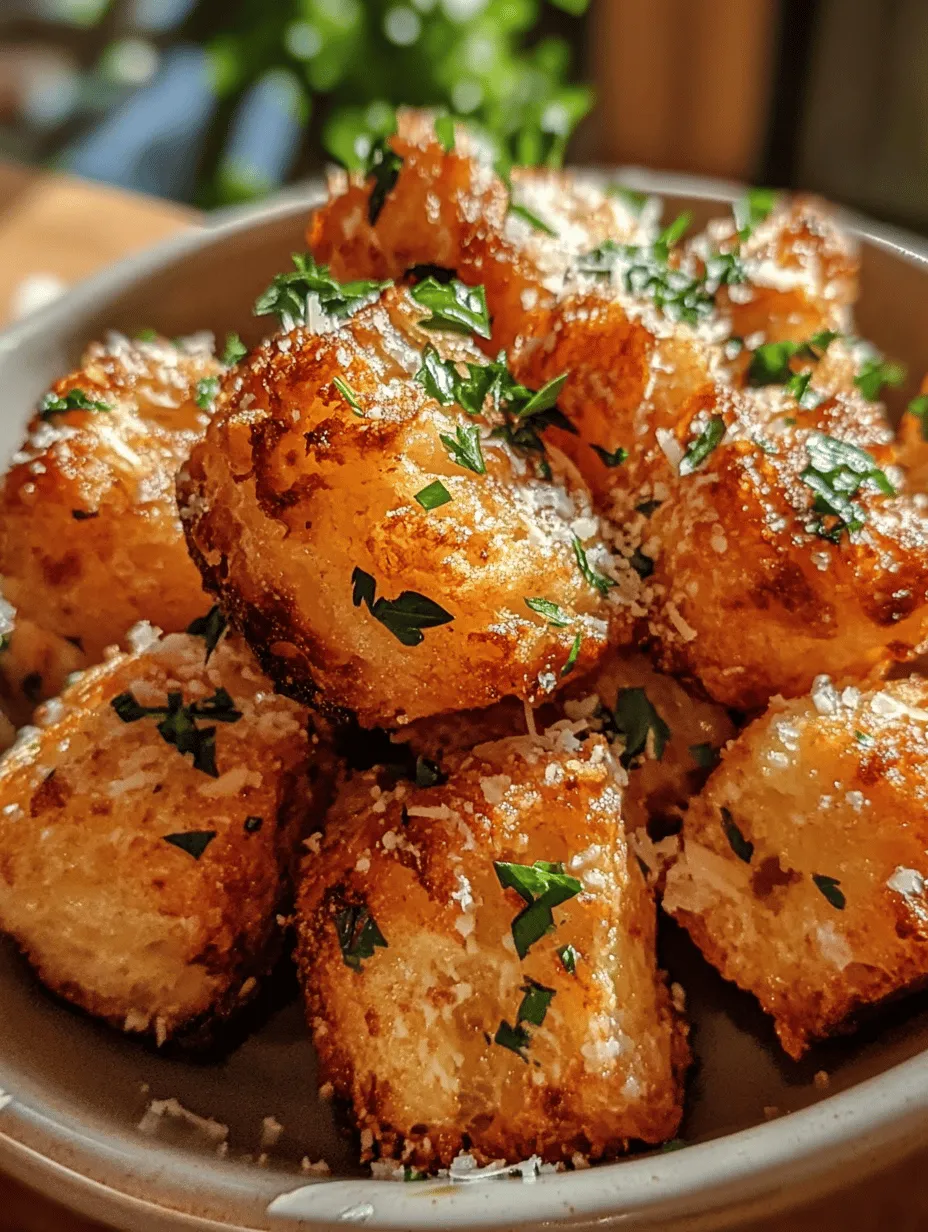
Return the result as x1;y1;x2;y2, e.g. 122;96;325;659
198;0;591;204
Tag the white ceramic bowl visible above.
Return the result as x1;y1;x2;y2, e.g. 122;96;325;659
2;173;928;1232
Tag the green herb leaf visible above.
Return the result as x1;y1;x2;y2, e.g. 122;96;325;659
435;114;455;153
558;943;578;974
516;372;568;418
186;605;228;662
734;187;778;239
333;376;364;416
411;277;492;339
812;873;845;910
255;253;390;330
163;830;217;860
689;742;719;769
525;597;570;627
785;369;824;410
721;807;753;863
517;978;556;1026
404;1167;429;1182
591;443;628;467
855;357;906;402
135;327;158;342
801;431;895;540
335;903;388;970
908;393;928;441
509;202;558;237
494;1020;531;1058
414;755;445;788
415;346;460;405
608;185;649;214
244;815;263;833
110;688;241;777
350;567;454;647
561;631;582;676
195;377;220;410
572;536;614;596
679;415;725;476
415;479;452;510
855;729;874;747
656;211;692;252
607;687;671;767
494;859;583;959
747;332;838;385
221;332;247;366
39;387;112;420
440;423;486;474
364;136;403;225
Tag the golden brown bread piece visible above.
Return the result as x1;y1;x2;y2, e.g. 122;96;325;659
664;675;928;1058
297;724;688;1168
0;626;322;1044
0;333;219;720
179;284;631;728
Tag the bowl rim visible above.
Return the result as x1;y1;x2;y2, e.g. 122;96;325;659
1;168;928;1232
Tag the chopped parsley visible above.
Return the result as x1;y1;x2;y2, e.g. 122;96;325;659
524;597;570;627
572;536;614;596
908;393;928;441
244;815;263;833
135;327;158;342
254;253;390;330
39;387;112;420
110;687;242;777
689;742;719;769
854;729;874;747
607;687;670;767
494;859;582;959
855;356;906;402
591;444;628;468
163;830;217;860
785;369;825;411
562;631;582;676
679;415;725;476
800;431;895;541
721;807;753;863
746;331;838;386
350;566;453;647
335;902;388;971
195;376;220;410
509;202;558;236
186;605;228;662
608;185;649;214
439;423;486;474
221;332;247;366
558;943;578;974
435;114;455;153
364;136;403;225
414;755;445;788
333;376;364;416
493;1020;531;1058
410;277;492;339
812;873;845;910
733;186;778;240
416;346;459;405
494;979;557;1059
415;479;452;510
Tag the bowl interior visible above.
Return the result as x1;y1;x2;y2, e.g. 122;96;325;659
1;180;928;1232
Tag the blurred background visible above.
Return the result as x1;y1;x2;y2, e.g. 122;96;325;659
0;0;926;230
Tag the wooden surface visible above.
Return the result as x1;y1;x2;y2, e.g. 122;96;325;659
0;165;926;1232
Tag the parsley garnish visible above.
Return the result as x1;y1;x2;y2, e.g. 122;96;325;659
416;346;459;405
414;755;445;788
733;187;778;240
494;860;582;959
562;631;582;676
785;369;824;410
608;185;649;214
746;331;838;385
908;393;928;441
801;432;895;541
721;807;753;863
509;202;558;237
221;332;247;366
195;376;219;410
163;830;217;860
689;742;719;769
135;327;158;342
679;415;725;475
186;605;228;662
350;566;453;647
855;729;874;747
363;136;403;225
110;687;242;777
415;479;452;510
435;114;455;153
440;423;486;474
572;536;614;596
855;357;906;402
494;979;557;1059
524;597;570;627
812;873;845;910
591;444;628;468
410;277;491;339
244;815;263;833
254;253;390;330
493;1020;531;1058
335;903;388;971
333;376;365;416
39;388;112;420
608;687;670;767
558;943;578;974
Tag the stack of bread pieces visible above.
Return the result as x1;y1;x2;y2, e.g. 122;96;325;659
2;110;928;1172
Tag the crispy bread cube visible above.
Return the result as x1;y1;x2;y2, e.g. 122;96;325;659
664;675;928;1058
0;626;319;1044
297;725;688;1168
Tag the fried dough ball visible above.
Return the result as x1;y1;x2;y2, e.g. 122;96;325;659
297;725;688;1168
308;109;652;352
179;285;628;728
0;333;219;713
0;626;321;1044
664;674;928;1058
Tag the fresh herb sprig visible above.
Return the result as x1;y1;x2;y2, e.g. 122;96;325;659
411;277;491;339
800;431;895;541
351;567;453;647
335;902;388;970
186;605;228;662
111;687;242;777
254;253;390;330
601;687;671;768
494;978;557;1059
39;388;112;420
363;136;403;225
494;859;582;959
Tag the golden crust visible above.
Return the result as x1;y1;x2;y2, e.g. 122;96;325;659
296;726;688;1168
179;286;627;728
0;334;218;713
899;374;928;492
0;629;323;1043
664;675;928;1058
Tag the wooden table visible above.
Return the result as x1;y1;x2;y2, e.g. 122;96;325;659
0;164;925;1232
